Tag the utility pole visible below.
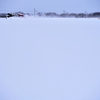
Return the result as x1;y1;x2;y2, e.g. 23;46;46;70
63;10;66;14
34;9;37;16
85;11;87;18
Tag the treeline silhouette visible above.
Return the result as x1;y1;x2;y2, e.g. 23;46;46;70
36;12;100;18
0;11;100;18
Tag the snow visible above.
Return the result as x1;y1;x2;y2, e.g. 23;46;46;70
0;18;100;100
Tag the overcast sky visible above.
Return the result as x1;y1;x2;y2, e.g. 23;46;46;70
0;0;100;13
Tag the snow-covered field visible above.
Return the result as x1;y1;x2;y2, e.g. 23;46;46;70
0;18;100;100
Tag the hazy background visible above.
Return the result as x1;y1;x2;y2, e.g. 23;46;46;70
0;0;100;13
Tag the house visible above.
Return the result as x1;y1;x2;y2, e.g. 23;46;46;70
17;14;24;17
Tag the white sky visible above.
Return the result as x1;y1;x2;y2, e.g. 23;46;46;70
0;0;100;13
0;18;100;100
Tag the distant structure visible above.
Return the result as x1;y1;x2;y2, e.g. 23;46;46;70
34;9;37;16
7;13;13;17
0;13;13;18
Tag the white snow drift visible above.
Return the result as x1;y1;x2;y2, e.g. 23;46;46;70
0;18;100;100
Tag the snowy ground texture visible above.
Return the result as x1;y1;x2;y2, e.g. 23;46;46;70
0;18;100;100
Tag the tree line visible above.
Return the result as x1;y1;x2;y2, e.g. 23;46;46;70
0;11;100;18
36;12;100;18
